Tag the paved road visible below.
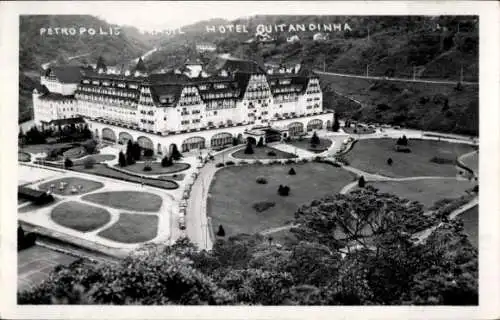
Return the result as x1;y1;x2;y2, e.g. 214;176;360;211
315;70;478;86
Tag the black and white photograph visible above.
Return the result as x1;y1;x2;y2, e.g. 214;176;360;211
1;1;499;319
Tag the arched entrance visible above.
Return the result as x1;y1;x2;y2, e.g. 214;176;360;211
94;129;99;138
157;143;162;155
169;143;177;155
307;119;323;131
246;137;257;144
182;136;205;152
211;132;232;148
102;128;117;142
288;122;304;137
119;132;133;145
326;120;332;130
137;136;154;152
237;133;244;144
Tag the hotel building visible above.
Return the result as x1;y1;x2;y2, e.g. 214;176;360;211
33;58;334;154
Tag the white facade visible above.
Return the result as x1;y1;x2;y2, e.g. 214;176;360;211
40;76;78;95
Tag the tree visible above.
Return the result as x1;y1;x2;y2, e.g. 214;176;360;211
288;168;296;175
397;135;408;146
244;140;254;154
358;176;366;188
332;116;340;132
257;137;264;147
278;185;290;196
171;144;182;161
132;142;142;160
82;139;97;154
161;155;173;167
126;140;133;159
217;225;226;237
387;158;393;166
310;131;320;146
83;157;96;169
82;125;92;139
25;126;46;145
64;158;73;168
232;137;239;146
118;151;127;167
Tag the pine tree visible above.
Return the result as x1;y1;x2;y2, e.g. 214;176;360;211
310;131;320;146
171;144;182;160
358;176;366;188
244;140;254;154
257;137;264;147
161;155;173;167
118;151;127;167
64;157;73;168
332;116;340;132
216;225;226;237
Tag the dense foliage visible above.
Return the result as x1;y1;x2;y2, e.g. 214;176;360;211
18;188;477;305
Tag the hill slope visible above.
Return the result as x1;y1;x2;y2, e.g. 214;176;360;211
19;15;153;123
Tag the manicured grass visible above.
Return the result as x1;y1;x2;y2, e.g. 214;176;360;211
343;127;376;135
18;197;61;213
98;213;158;243
232;146;297;160
62;146;87;159
82;191;163;212
365;179;475;209
115;162;190;175
38;177;104;196
345;138;476;178
71;164;178;189
286;137;332;153
207;163;356;238
73;154;116;165
51;201;111;232
20;142;74;155
18;152;31;162
460;151;478;174
457;205;478;249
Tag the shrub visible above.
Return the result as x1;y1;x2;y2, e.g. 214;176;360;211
267;151;277;156
143;165;152;172
64;158;73;168
144;149;154;158
216;225;226;237
209;155;215;161
313;156;324;162
256;176;268;184
118;151;127;167
215;163;225;168
310;131;320;146
353;129;358;134
83;157;96;169
244;140;254;154
232;137;239;146
161;156;173;167
288;168;296;175
278;185;290;196
300;158;309;164
269;160;281;165
472;185;478;193
126;153;136;165
254;160;263;165
358;176;366;188
252;201;276;212
285;159;295;164
226;161;235;166
387;158;393;166
82;139;98;154
396;135;408;146
239;161;248;165
171;144;182;160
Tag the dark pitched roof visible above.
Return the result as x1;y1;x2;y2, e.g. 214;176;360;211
219;58;266;74
18;186;47;199
135;57;147;73
39;92;76;101
146;72;190;85
45;66;91;84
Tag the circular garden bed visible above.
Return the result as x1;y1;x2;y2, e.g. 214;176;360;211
115;162;190;175
51;201;111;232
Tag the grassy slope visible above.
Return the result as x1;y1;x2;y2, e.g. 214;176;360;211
98;213;158;243
81;191;163;212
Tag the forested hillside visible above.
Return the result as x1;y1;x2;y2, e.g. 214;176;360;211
18;15;154;123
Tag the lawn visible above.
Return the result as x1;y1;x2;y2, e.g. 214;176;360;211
82;191;163;212
286;137;333;153
365;179;475;209
207;163;356;238
20;142;74;155
38;177;104;196
70;164;178;189
62;146;87;159
457;205;478;249
50;201;111;232
18;152;31;162
460;151;479;174
344;138;476;178
158;173;186;181
98;213;158;243
115;162;190;175
232;146;297;160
